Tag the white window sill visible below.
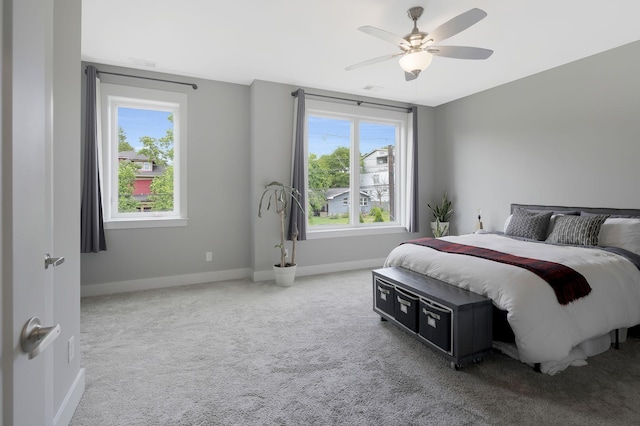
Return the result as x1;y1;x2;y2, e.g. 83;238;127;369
307;225;407;239
104;217;188;230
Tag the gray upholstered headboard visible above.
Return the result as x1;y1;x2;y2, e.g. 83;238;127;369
511;204;640;218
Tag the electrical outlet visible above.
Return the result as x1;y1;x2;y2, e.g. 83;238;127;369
206;251;213;262
68;336;75;363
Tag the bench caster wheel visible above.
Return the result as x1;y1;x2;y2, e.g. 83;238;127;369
450;362;461;370
472;358;483;364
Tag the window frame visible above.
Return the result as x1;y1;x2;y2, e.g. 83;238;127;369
305;100;409;238
99;83;188;229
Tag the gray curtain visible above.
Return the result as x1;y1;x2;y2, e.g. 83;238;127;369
408;106;419;232
81;65;107;252
288;88;307;241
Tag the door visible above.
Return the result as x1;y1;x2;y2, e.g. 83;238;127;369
2;0;56;424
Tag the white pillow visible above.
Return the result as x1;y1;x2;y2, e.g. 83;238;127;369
504;215;512;233
545;214;560;238
598;218;640;256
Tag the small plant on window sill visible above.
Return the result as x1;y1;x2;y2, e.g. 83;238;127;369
258;181;305;268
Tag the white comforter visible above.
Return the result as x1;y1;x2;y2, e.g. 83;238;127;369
384;234;640;365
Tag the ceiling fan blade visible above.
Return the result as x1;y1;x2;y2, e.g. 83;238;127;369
427;8;487;44
345;53;403;71
358;26;411;49
404;71;418;82
428;46;493;60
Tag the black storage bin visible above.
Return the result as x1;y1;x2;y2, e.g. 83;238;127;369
394;287;419;332
374;277;395;317
419;299;452;353
373;267;493;369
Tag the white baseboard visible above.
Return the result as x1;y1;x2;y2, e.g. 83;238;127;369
81;268;251;297
251;258;386;282
54;368;85;426
82;260;386;297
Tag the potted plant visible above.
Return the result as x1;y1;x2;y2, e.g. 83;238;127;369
258;181;305;286
428;192;453;237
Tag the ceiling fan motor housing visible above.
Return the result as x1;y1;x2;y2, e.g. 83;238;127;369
403;7;431;51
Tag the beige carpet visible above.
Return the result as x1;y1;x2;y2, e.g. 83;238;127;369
71;269;640;425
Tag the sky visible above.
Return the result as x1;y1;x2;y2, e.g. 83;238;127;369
117;108;395;156
308;116;396;157
118;107;173;150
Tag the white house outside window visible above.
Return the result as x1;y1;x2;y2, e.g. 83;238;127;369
100;83;188;229
305;99;409;236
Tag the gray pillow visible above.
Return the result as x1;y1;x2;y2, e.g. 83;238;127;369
505;208;552;241
546;214;609;246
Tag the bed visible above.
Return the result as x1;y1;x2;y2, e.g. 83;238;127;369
384;204;640;374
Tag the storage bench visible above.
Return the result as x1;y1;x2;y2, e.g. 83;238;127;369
373;266;493;369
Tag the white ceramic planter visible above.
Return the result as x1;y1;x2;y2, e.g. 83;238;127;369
273;264;297;287
430;221;450;237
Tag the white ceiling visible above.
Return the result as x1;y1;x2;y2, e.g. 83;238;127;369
82;0;640;107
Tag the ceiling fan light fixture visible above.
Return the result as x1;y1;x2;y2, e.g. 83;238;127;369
399;50;433;73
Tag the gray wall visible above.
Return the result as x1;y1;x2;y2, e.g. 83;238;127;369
249;80;435;279
81;64;252;288
82;76;436;290
434;40;640;235
80;40;640;291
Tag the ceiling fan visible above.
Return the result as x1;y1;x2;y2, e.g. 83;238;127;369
346;7;493;81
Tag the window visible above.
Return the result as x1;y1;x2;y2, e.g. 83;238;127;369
100;83;188;228
306;100;409;234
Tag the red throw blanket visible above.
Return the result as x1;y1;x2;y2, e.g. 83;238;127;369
405;238;591;305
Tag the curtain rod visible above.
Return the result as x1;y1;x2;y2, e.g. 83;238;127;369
88;68;198;90
291;90;411;112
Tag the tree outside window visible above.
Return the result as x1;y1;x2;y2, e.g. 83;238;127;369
116;112;174;213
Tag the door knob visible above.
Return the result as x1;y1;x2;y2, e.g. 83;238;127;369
44;253;65;269
21;317;61;359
